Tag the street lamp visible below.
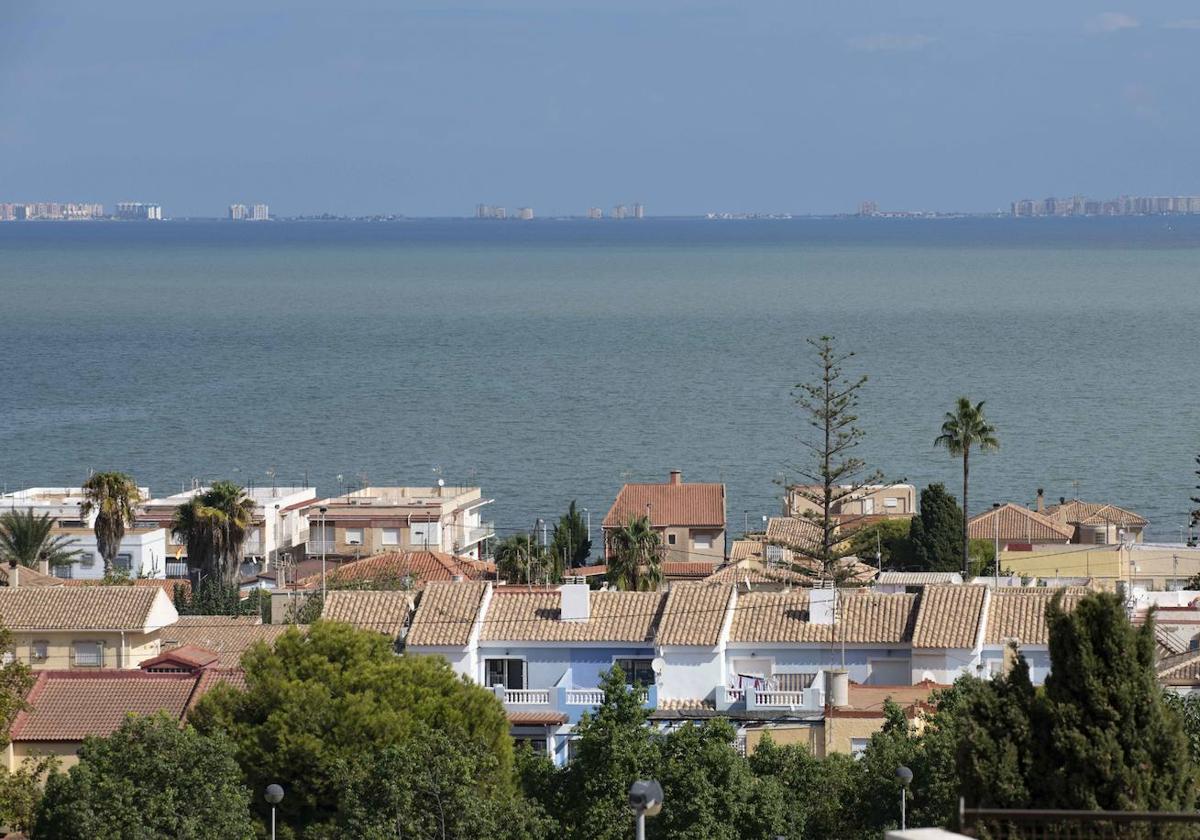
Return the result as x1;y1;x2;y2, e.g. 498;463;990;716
264;784;284;840
896;766;913;830
628;779;663;840
318;505;328;600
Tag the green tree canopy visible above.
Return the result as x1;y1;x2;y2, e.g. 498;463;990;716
549;500;592;569
496;533;557;585
933;397;998;573
171;480;255;586
848;517;914;570
189;621;513;834
34;712;254;840
0;510;79;571
908;483;964;572
80;471;142;576
606;516;663;591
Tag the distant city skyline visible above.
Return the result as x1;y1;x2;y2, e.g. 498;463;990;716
2;1;1199;217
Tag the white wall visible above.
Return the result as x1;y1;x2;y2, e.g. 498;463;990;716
657;648;725;702
57;530;167;579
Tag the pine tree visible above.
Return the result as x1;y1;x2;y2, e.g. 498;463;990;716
908;483;964;572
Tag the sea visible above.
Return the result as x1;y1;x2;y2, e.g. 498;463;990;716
1;217;1197;547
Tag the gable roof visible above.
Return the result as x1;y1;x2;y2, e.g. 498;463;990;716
911;585;987;649
322;590;413;637
11;671;200;742
967;504;1074;543
298;550;480;590
160;616;300;668
479;589;665;643
0;586;173;632
728;589;917;644
139;644;219;672
1158;650;1200;686
65;577;193;600
657;583;734;646
1044;500;1148;528
405;581;488;647
984;587;1086;645
877;572;963;586
765;517;824;556
729;540;766;562
603;481;725;529
0;565;63;588
662;561;720;580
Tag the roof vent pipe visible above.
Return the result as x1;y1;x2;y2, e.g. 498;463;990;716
668;470;682;485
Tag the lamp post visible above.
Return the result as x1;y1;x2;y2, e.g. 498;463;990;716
896;766;913;830
628;779;663;840
264;784;284;840
318;505;328;600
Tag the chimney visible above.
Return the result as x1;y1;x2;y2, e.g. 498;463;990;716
809;588;836;625
1036;488;1044;513
38;551;50;577
825;669;850;708
560;583;590;622
668;470;682;486
1059;496;1066;505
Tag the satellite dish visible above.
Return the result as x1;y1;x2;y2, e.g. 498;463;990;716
437;478;445;487
651;657;665;675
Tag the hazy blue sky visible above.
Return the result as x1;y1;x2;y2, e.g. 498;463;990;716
3;1;1198;216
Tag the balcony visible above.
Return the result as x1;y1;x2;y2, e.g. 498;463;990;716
715;685;824;713
455;522;495;551
243;537;263;556
165;562;189;579
493;684;657;724
306;540;336;555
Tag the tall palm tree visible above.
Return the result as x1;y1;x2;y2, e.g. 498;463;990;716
80;471;142;575
495;533;552;584
0;510;80;573
171;481;255;586
607;516;663;591
934;397;999;573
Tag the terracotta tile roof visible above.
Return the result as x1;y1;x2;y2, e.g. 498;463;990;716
405;581;488;647
507;711;568;726
0;586;167;631
911;585;987;649
139;644;219;672
656;697;716;711
662;561;719;579
967;504;1074;543
322;590;413;636
160;617;300;668
657;583;734;646
729;589;917;644
877;572;963;586
603;480;725;529
984;587;1086;645
11;671;199;742
729;540;766;562
704;562;812;585
568;564;607;578
480;589;665;643
765;517;824;556
298;550;479;590
1158;650;1200;685
0;565;63;587
188;668;247;712
1045;500;1148;528
65;577;192;600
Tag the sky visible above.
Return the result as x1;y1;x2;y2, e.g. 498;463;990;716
2;1;1199;217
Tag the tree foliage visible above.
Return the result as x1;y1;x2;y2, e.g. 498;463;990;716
173;578;267;619
933;397;998;573
35;712;254;840
908;483;964;572
788;335;888;579
189;621;513;835
848;517;914;570
80;471;142;576
550;500;592;569
606;516;663;591
0;510;80;570
171;481;256;586
496;533;557;585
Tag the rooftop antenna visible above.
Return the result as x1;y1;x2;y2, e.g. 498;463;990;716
267;467;277;497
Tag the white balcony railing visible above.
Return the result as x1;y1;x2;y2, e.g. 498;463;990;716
755;690;809;707
725;688;745;703
307;541;336;555
455;522;495;550
565;689;605;706
504;689;551;705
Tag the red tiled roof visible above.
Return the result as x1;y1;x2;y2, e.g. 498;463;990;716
11;671;200;742
569;564;607;578
139;644;219;672
296;550;480;590
603;480;725;529
662;561;719;579
1044;499;1148;528
967;504;1073;543
507;711;568;726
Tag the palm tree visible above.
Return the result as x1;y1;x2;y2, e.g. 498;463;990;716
606;516;663;591
934;397;999;573
495;533;552;584
0;510;80;573
80;471;142;575
171;481;255;586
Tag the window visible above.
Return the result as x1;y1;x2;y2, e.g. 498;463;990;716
344;528;364;546
862;498;875;514
614;658;655;687
513;737;548;756
30;641;48;663
79;552;95;568
484;658;526;690
667;533;677;546
114;553;134;572
73;641;103;667
410;522;442;547
1093;530;1107;545
850;738;870;759
381;528;399;546
885;497;899;509
693;534;712;550
53;565;74;580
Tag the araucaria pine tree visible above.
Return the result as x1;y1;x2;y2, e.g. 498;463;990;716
788;335;888;582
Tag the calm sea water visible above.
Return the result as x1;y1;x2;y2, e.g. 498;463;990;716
1;218;1198;548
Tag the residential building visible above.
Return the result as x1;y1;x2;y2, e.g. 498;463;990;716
49;526;168;580
603;471;726;563
632;203;645;219
966;502;1073;547
321;590;414;640
251;203;269;221
587;207;603;219
785;483;915;520
1001;543;1200;592
4;666;240;772
874;571;963;594
141;484;317;570
0;586;179;670
304;485;494;561
403;579;1086;761
114;202;162;220
229;203;248;220
516;207;534;220
1;485;151;528
1042;497;1148;545
159;615;300;668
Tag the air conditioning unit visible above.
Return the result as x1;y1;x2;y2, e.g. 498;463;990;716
347;539;361;546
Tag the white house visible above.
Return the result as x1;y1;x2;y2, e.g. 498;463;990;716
50;527;168;580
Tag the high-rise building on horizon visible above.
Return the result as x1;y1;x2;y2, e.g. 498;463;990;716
587;207;603;219
251;203;269;221
1011;192;1200;218
858;201;878;217
229;203;247;220
516;207;534;220
632;203;645;219
612;204;627;220
115;202;162;221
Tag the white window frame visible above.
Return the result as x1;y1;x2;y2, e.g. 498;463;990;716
483;657;527;690
692;533;712;550
381;527;400;546
73;641;104;668
30;640;49;663
850;737;870;759
344;527;364;546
